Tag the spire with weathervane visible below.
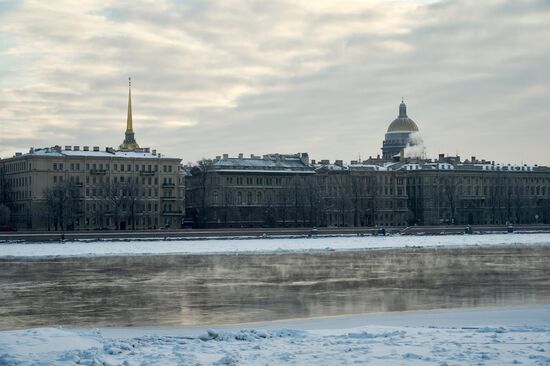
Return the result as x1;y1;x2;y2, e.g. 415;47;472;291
399;97;407;118
119;77;140;151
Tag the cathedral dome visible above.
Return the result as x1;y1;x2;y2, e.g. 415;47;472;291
387;100;419;133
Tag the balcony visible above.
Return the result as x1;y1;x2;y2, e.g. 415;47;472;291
162;210;183;216
161;196;178;200
90;169;107;175
140;171;155;176
162;182;175;188
74;182;83;187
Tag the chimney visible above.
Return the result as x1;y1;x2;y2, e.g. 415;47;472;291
376;154;380;159
471;156;476;163
321;159;329;165
216;155;221;160
311;159;316;165
438;153;445;162
223;154;229;159
335;159;343;166
93;146;99;151
238;153;243;159
350;160;357;165
250;154;254;158
145;147;150;153
83;146;89;151
73;146;80;151
65;146;72;151
152;149;157;155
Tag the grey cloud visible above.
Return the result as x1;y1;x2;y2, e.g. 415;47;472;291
0;0;549;164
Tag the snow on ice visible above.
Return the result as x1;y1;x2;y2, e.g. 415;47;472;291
0;306;549;365
1;233;550;258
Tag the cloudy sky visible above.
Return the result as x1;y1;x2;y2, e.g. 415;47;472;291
1;0;549;164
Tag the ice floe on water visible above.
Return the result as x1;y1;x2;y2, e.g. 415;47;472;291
1;233;550;258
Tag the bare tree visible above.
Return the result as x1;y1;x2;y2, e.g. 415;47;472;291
189;158;215;228
440;175;461;224
43;180;81;231
102;179;126;230
0;167;13;226
124;176;143;230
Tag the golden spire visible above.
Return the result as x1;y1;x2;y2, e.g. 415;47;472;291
127;77;133;133
119;77;140;151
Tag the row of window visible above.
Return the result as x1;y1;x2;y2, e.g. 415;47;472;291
3;161;29;173
52;162;177;173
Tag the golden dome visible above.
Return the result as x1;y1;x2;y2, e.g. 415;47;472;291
387;100;419;132
387;117;419;132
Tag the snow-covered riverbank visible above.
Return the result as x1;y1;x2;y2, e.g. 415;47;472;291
1;306;548;365
1;233;550;258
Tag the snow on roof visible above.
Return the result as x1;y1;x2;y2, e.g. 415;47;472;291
15;147;178;160
211;154;313;172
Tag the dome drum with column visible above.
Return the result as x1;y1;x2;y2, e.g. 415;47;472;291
381;100;419;160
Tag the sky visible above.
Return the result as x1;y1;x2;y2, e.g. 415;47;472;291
0;0;549;165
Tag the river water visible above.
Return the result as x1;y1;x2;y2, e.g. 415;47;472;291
1;245;549;329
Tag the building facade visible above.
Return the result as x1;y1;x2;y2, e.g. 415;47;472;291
185;154;409;228
0;80;184;231
185;153;317;227
403;155;550;225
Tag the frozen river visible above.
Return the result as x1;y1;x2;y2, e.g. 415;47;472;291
1;238;549;330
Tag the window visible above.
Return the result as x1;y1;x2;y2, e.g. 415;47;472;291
53;163;57;170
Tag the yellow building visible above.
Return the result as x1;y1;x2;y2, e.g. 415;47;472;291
0;81;184;231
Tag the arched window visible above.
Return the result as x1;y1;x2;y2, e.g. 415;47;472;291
257;191;262;204
247;192;252;205
237;192;242;205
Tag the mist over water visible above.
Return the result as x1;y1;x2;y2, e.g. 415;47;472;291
1;245;549;329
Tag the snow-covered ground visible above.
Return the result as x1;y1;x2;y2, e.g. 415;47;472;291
1;233;550;258
1;306;548;365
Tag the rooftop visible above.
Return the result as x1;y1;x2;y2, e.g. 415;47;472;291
6;146;178;160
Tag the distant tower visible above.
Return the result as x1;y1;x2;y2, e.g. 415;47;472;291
119;77;140;151
381;99;419;160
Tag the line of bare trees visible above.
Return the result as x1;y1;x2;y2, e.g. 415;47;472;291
42;176;147;231
186;160;394;228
